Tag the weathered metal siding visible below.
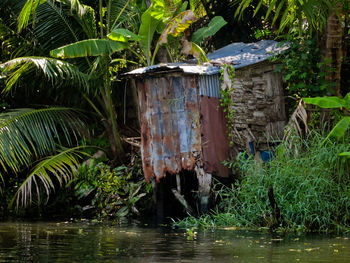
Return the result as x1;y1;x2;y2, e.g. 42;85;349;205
200;96;230;177
138;74;202;182
198;74;221;98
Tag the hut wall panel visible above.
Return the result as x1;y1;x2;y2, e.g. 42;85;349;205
230;62;286;150
138;75;201;181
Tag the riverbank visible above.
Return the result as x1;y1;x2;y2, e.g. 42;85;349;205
173;132;350;233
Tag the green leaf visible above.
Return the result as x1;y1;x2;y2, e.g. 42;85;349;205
344;93;350;108
0;108;85;178
10;146;91;208
50;39;127;58
325;117;350;141
138;0;165;65
109;0;132;30
303;96;347;109
116;206;129;217
18;0;46;32
108;28;141;42
191;16;227;44
0;57;89;93
339;152;350;157
190;42;209;64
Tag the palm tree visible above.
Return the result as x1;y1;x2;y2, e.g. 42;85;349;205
0;0;139;209
1;0;142;159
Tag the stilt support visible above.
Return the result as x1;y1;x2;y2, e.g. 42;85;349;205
195;167;212;213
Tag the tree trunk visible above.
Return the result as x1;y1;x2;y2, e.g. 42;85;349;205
325;2;343;96
145;0;151;8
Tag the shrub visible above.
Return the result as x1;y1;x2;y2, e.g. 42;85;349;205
173;132;350;232
72;157;152;220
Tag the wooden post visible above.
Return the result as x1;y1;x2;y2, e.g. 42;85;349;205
195;166;212;213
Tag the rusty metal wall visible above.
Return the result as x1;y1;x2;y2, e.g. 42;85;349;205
200;96;230;178
138;74;202;182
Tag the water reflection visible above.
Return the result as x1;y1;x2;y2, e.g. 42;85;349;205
0;222;350;262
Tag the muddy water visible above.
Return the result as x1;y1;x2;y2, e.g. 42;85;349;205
0;222;350;262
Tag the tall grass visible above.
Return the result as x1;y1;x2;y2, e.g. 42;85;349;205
173;132;350;232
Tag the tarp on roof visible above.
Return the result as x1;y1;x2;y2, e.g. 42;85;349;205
125;63;220;76
125;40;289;76
207;40;289;69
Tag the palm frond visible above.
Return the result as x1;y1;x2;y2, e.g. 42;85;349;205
0;21;34;59
17;0;45;32
0;107;86;177
0;56;89;92
235;0;332;33
11;146;91;208
32;1;83;52
18;0;91;53
109;0;135;31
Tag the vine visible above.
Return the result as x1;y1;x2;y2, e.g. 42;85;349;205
219;64;235;147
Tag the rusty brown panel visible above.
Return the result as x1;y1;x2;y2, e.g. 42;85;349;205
200;96;230;178
137;74;201;182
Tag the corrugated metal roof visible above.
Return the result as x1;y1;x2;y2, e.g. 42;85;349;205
126;40;289;76
207;40;289;69
125;63;220;76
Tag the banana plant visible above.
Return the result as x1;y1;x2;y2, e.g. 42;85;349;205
112;0;227;66
304;93;350;157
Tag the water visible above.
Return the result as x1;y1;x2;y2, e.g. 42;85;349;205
1;222;350;262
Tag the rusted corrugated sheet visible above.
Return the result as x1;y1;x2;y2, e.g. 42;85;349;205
200;96;230;178
138;74;202;182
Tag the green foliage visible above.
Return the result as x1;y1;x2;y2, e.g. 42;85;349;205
138;0;166;66
50;39;127;59
134;0;226;65
304;92;350;150
219;64;235;146
11;146;91;208
72;158;152;219
108;28;141;42
0;108;85;177
236;0;332;34
0;57;89;92
0;107;92;210
173;132;350;232
273;36;330;98
191;16;227;45
2;0;139;156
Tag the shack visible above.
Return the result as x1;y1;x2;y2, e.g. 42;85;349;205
126;40;288;217
208;40;289;152
126;64;229;216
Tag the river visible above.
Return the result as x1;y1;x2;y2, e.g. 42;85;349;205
0;221;350;262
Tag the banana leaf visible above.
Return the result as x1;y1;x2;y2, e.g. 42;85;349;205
191;16;227;44
50;39;127;58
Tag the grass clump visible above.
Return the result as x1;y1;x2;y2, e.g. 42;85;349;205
173;132;350;232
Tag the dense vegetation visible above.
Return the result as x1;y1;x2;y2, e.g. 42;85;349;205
0;0;349;231
173;132;350;232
